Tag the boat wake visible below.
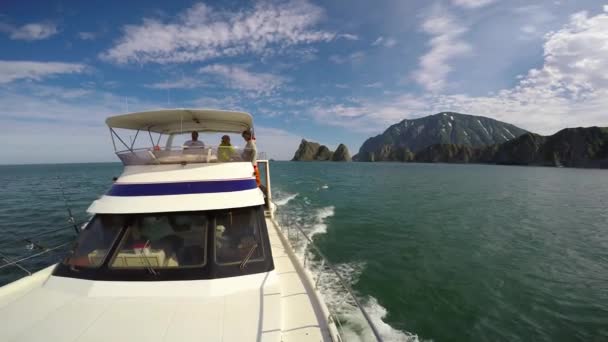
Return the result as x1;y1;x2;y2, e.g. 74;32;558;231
274;193;298;206
310;206;334;237
273;193;420;342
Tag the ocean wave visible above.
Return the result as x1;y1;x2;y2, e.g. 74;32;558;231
274;193;298;206
275;203;418;342
314;262;421;342
310;206;334;237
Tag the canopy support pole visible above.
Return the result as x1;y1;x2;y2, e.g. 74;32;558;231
110;128;133;152
130;129;140;150
147;129;154;146
109;127;117;151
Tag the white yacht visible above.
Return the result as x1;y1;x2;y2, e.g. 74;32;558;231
0;109;382;342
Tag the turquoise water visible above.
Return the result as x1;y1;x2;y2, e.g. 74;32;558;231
1;162;607;341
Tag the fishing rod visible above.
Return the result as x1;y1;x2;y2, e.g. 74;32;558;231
56;177;80;234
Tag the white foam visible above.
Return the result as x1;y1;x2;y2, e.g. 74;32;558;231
274;193;298;206
313;262;421;342
275;203;419;341
310;206;334;237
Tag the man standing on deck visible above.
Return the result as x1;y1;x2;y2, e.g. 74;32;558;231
242;130;260;186
183;131;205;148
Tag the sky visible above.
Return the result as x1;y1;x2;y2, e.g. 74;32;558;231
1;0;607;163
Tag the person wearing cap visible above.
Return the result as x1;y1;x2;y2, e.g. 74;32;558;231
218;135;235;162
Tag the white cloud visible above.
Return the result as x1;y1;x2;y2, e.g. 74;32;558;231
329;51;365;64
312;8;608;135
412;7;472;92
78;32;96;40
339;33;359;40
371;36;397;47
199;64;286;95
0;22;58;40
364;82;383;88
0;81;303;163
514;5;556;40
451;0;496;9
101;1;344;64
0;61;87;84
145;77;206;89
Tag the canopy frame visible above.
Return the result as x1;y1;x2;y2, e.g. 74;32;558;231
106;109;254;153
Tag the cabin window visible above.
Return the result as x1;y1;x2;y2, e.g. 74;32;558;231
214;207;265;266
55;206;273;280
63;215;124;268
110;213;208;269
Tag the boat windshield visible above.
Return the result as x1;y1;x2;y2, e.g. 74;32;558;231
63;215;125;268
60;207;270;279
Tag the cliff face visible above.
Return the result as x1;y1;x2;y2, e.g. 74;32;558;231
331;144;352;161
357;112;528;161
291;139;352;161
292;139;321;161
411;127;608;168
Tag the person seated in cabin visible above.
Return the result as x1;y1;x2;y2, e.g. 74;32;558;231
183;131;205;149
218;135;236;162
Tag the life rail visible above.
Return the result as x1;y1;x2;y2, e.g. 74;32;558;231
116;146;267;166
0;220;87;280
273;212;385;342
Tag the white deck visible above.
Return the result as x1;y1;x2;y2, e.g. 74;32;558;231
266;218;335;342
0;220;336;342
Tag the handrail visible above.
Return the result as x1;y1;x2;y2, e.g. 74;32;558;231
0;220;85;276
274;205;384;342
114;145;265;166
0;242;72;271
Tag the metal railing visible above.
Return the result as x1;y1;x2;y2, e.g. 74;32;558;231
274;212;384;342
0;220;86;279
116;146;262;166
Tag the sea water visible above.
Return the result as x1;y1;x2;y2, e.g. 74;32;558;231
0;162;607;341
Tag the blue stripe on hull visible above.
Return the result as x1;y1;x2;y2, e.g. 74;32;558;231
107;179;258;196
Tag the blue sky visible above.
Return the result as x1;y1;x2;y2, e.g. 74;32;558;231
1;0;607;163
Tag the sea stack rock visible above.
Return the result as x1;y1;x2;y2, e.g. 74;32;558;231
291;139;351;161
292;139;321;161
331;144;352;161
315;145;333;161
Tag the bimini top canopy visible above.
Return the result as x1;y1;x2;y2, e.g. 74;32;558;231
106;108;253;134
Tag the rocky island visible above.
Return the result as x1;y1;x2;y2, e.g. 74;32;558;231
292;112;608;169
351;112;608;169
421;127;608;168
355;112;528;161
291;139;351;161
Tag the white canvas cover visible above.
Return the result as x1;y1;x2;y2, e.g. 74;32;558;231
106;109;253;134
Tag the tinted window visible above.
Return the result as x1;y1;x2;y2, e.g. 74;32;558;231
110;213;208;269
63;215;124;268
215;207;264;266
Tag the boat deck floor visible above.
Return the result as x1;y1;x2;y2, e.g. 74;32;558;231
266;218;333;342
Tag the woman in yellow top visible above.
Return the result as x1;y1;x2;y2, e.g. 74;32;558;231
218;135;235;162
